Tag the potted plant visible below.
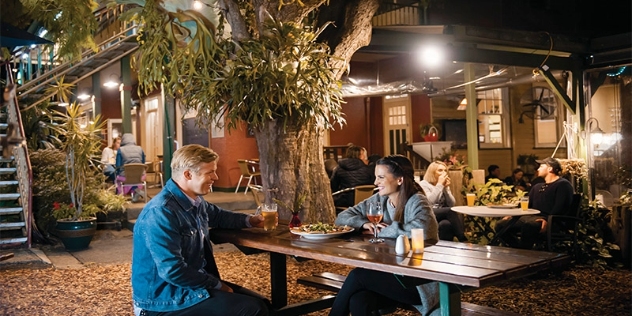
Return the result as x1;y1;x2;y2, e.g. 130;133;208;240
47;103;126;250
462;180;526;244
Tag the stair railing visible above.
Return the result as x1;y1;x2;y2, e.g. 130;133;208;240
17;24;138;97
3;63;32;248
399;142;428;170
12;4;134;96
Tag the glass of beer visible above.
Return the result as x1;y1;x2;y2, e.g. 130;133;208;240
260;203;278;231
466;193;476;207
520;198;529;211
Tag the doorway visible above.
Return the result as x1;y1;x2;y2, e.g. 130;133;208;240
143;97;163;162
382;94;412;156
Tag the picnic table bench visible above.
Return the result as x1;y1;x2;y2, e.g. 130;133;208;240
209;225;570;316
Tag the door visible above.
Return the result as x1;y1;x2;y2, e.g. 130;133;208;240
143;97;163;162
382;94;412;156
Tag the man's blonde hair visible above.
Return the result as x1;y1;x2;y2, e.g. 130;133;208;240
171;144;219;178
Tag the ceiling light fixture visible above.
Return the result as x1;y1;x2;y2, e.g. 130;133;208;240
103;74;120;88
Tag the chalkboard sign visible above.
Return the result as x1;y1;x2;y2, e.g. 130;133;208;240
442;119;469;149
182;118;209;146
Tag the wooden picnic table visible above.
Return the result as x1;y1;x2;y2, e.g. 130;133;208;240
209;224;569;316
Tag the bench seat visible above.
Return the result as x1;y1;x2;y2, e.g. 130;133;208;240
298;272;521;316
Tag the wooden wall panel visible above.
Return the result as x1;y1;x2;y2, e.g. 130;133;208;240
330;97;369;148
411;94;432;143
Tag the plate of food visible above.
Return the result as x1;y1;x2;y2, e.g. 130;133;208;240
488;204;519;209
290;223;354;240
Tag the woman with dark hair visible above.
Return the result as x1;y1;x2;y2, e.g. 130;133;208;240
332;155;440;316
420;161;467;242
330;145;374;207
504;168;530;192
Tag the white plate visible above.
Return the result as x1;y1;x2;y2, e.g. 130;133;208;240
488;204;518;209
290;228;354;240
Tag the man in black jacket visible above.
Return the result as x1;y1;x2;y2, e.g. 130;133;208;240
330;146;374;208
496;157;574;249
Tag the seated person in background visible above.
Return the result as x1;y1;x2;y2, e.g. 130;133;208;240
132;145;268;316
495;157;573;249
503;168;530;192
332;155;440;316
330;145;374;207
420;161;467;242
101;136;121;183
116;133;146;201
485;164;501;183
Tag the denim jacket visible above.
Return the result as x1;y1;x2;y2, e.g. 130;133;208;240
131;179;249;312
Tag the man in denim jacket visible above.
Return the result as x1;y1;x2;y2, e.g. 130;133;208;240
132;145;268;316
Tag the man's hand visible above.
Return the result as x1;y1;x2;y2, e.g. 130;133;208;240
535;218;547;233
219;281;234;293
249;214;265;228
502;216;512;220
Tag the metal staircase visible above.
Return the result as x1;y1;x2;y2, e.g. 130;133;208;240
0;5;137;248
0;83;32;248
13;5;138;108
17;28;138;108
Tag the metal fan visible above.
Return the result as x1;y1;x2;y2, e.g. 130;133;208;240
518;87;558;122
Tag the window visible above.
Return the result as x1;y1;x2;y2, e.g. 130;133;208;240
532;86;563;148
477;88;510;148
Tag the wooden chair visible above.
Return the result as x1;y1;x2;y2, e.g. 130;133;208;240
248;185;264;208
545;194;583;256
235;159;261;194
332;185;377;214
354;185;377;204
117;163;148;203
145;161;164;188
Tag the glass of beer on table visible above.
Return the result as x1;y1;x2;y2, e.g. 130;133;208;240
257;203;278;231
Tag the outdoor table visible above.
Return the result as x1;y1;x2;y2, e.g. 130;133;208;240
209;223;567;316
452;206;540;246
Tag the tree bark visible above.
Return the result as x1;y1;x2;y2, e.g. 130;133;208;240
255;120;335;224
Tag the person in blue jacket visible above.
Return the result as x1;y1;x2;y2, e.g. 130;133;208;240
131;144;268;316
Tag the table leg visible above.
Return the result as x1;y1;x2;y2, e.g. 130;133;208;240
270;252;287;309
489;216;519;246
439;282;461;316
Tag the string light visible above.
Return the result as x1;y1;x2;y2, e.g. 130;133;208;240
606;66;626;77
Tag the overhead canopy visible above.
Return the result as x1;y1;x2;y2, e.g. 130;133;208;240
0;22;53;48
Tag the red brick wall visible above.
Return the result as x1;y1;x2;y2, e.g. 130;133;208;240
209;121;259;190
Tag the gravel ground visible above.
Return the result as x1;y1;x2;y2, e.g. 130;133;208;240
0;251;629;315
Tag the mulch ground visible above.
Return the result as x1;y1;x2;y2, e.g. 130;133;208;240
0;251;629;315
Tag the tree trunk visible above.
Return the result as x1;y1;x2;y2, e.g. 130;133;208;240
255;120;335;224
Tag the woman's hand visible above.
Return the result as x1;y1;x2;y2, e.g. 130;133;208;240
439;173;450;186
362;222;389;234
